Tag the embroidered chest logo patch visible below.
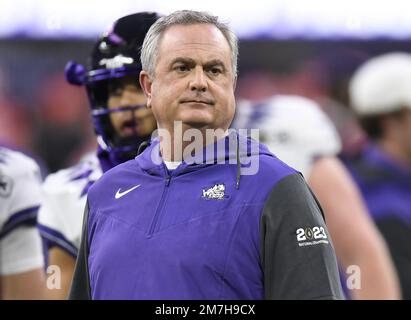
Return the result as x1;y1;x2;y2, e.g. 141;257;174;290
202;183;226;200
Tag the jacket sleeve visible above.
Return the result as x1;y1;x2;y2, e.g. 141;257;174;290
260;173;344;300
68;201;92;300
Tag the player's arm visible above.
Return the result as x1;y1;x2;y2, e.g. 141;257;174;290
308;156;401;299
1;268;45;300
37;178;80;300
0;227;46;300
0;153;48;299
39;214;78;300
46;247;76;299
260;173;344;299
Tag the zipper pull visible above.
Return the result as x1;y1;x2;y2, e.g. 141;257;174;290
165;175;171;187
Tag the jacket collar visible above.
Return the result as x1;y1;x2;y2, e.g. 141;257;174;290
135;129;273;189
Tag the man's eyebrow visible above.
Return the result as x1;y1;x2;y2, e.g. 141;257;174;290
204;59;227;70
170;58;227;70
170;57;196;66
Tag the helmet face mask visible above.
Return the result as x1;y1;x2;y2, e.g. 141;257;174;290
64;12;161;159
90;75;155;156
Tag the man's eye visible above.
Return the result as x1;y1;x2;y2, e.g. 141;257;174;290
209;67;222;75
175;65;190;72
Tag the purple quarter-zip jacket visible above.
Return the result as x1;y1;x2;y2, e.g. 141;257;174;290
70;131;343;300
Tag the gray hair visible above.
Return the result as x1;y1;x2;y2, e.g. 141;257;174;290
141;10;238;80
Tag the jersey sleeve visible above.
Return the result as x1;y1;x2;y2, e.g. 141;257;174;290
38;154;100;258
37;175;81;257
0;152;44;275
0;227;44;275
0;158;41;238
260;173;344;299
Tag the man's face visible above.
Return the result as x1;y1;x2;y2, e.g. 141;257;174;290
107;76;157;138
396;109;411;164
141;24;236;132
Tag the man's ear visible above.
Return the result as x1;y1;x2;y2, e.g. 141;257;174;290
139;70;153;108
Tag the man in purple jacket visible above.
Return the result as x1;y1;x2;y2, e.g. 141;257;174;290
69;10;343;300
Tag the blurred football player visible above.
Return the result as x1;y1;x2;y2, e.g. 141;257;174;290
233;95;400;299
0;147;45;299
37;12;161;299
345;52;411;299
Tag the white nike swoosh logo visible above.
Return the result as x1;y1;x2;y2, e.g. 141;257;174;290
115;184;141;199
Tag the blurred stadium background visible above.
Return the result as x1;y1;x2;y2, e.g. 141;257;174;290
1;0;411;175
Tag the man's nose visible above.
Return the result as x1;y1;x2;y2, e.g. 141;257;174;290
189;67;207;92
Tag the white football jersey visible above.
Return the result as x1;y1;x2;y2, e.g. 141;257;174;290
38;152;102;256
0;147;44;275
233;95;342;178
